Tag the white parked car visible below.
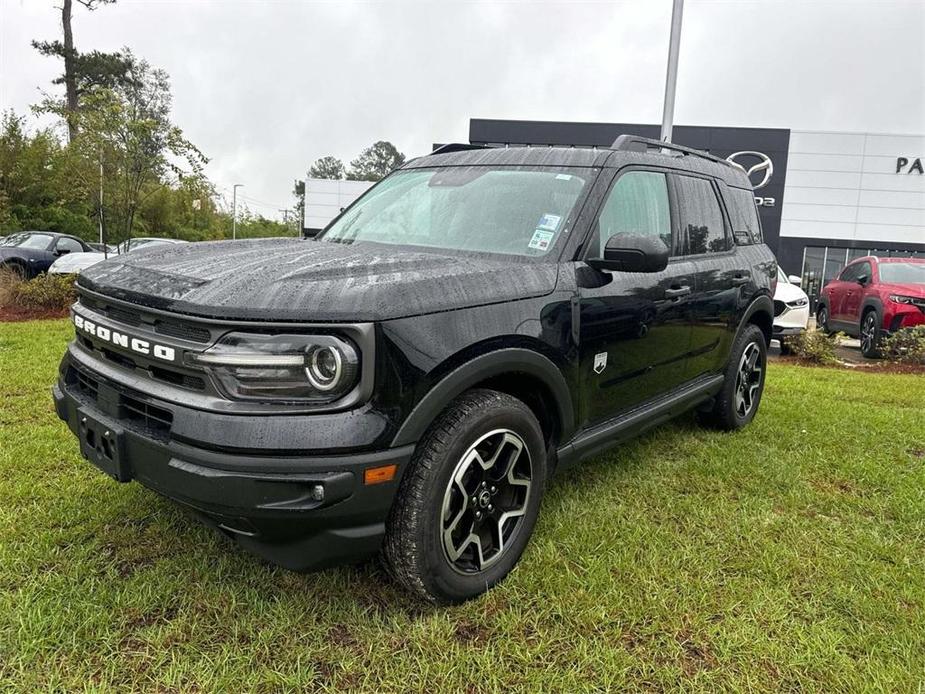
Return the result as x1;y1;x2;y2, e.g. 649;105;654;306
48;237;188;275
773;267;810;354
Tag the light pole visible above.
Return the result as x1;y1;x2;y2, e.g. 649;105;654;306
232;184;243;240
660;0;685;143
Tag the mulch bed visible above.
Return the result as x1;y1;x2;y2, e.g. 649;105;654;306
0;306;70;322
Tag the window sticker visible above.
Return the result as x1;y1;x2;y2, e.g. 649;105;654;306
555;174;572;181
536;213;562;231
528;229;555;251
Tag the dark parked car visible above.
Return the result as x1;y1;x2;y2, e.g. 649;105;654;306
817;256;925;357
0;231;94;279
53;136;776;603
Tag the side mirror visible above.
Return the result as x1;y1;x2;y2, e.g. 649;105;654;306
587;233;669;273
788;274;801;285
856;274;869;285
55;248;71;256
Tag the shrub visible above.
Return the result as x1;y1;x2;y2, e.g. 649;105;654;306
10;273;77;312
880;325;925;365
782;329;843;365
0;265;24;308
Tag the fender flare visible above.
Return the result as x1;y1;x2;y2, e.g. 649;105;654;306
735;294;774;343
860;296;883;317
391;348;574;448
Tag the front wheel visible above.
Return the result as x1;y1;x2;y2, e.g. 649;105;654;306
698;324;767;431
816;304;832;335
859;310;881;358
382;389;546;604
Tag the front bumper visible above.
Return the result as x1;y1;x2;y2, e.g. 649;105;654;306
886;304;925;333
773;304;809;338
53;365;414;571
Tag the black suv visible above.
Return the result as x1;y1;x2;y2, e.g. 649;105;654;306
53;136;776;603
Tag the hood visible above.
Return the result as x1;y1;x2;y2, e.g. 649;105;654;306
77;238;560;322
879;281;925;297
773;279;808;303
50;252;106;273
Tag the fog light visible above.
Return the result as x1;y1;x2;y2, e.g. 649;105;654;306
310;484;325;502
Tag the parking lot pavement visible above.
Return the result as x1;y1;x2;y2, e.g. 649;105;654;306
769;336;877;365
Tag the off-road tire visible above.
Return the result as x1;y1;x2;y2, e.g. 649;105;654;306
697;324;767;431
382;389;546;604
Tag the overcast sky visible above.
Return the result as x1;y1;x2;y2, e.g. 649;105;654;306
2;0;923;219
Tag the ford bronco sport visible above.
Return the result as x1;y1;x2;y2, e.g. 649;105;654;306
53;135;777;603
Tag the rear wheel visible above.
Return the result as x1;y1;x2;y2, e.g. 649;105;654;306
698;324;767;431
382;389;546;604
859;309;881;358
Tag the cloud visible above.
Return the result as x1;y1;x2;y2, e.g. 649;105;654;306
1;0;922;219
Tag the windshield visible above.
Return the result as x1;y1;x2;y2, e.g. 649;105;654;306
880;262;925;284
319;166;591;258
1;233;53;250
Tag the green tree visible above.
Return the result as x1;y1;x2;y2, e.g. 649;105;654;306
309;155;345;180
47;53;207;243
0;111;95;238
346;141;405;181
32;0;126;142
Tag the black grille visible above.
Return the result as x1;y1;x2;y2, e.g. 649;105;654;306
154;320;211;344
74;368;99;400
120;394;173;434
101;347;137;371
105;306;142;327
69;365;173;438
773;300;786;317
150;366;206;391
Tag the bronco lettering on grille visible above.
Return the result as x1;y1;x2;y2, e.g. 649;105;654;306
73;313;176;362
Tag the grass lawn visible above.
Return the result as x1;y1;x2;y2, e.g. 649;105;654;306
1;319;923;692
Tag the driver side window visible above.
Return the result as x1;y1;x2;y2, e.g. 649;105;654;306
594;171;671;257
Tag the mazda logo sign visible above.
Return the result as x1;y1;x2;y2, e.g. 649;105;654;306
726;151;774;189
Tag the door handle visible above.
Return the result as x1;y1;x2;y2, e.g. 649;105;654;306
731;275;749;286
664;285;691;298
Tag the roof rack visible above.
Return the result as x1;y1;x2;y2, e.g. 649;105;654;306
610;135;732;167
430;143;493;155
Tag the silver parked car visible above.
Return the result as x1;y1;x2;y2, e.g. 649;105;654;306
48;237;188;275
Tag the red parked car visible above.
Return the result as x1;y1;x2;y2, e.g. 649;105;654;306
817;256;925;357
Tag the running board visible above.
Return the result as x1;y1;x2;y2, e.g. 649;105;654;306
556;374;725;470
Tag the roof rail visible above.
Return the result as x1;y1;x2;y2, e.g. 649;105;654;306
611;135;732;167
430;143;494;155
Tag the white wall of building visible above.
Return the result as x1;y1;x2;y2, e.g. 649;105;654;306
780;131;925;245
303;178;374;233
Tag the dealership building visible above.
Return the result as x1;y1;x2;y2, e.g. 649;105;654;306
304;118;924;310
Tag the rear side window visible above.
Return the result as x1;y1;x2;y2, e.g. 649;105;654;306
726;186;763;245
674;175;728;255
594;171;672;257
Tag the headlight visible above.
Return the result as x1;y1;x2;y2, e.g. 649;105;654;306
188;333;359;403
889;294;917;305
786;297;809;308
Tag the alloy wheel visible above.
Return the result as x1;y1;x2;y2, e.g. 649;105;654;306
734;342;763;418
861;313;877;354
441;429;532;574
